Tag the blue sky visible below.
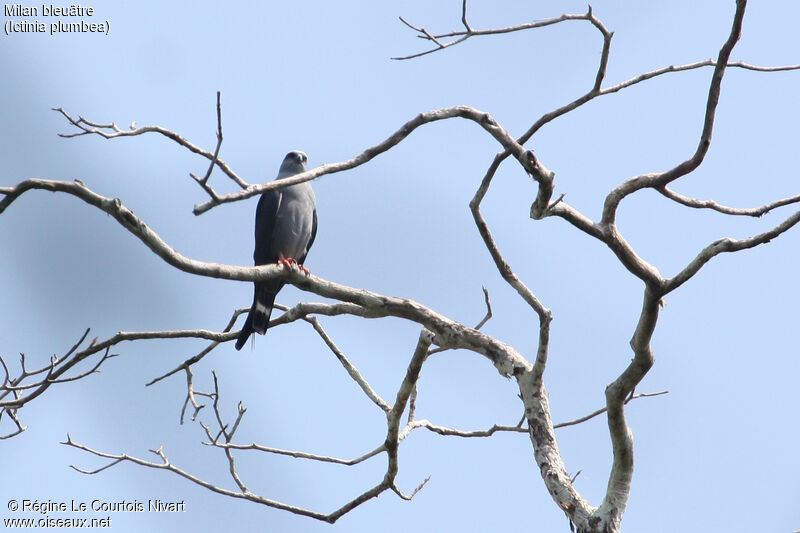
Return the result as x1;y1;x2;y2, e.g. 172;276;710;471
1;1;799;531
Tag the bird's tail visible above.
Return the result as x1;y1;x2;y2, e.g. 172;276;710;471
235;281;281;351
235;310;255;351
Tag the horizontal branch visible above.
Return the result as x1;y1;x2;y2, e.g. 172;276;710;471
400;390;669;439
202;390;668;468
62;435;334;522
392;6;609;61
658;186;800;217
204;441;385;467
0;178;533;378
147;308;247;387
407;419;526;438
553;391;668;429
0;327;236;410
600;59;800;98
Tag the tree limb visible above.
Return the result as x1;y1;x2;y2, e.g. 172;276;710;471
663;208;800;294
658;186;800;217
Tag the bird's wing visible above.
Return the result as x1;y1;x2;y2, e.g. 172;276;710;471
297;206;317;265
253;188;281;265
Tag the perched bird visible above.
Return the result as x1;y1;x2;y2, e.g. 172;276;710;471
235;150;317;350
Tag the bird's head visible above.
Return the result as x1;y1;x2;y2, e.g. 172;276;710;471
278;150;308;178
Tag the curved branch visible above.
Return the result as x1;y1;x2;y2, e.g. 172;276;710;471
601;0;749;227
597;287;661;526
658;186;800;217
588;4;765;513
54;105;539;216
663;208;800;294
469;155;553;378
189;105;536;215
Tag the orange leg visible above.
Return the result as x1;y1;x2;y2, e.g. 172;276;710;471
277;254;309;275
277;253;296;269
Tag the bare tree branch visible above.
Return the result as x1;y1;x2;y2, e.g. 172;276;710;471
206;441;386;467
553;391;669;430
147;308;248;387
52;106;248;190
62;433;335;522
392;476;431;501
203;388;668;475
658;186;800;217
600;59;800;97
663;208;800;294
0;320;242;414
0;408;27;440
188;91;224;201
179;366;210;424
598;287;662;526
201;371;249;493
303;314;392;413
407;419;527;438
427;286;493;356
397;389;668;440
387;329;434;449
469;153;553;378
601;0;749;228
51;105;541;216
0;178;534;380
65;330;437;523
473;286;493;331
392;6;611;62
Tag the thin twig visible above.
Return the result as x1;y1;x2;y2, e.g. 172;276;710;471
179;367;206;424
52;106;248;190
553;391;669;429
188;91;224;200
204;441;385;467
0;325;238;410
303;315;391;413
147;308;248;387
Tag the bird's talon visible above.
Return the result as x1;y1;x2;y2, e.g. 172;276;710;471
278;257;297;269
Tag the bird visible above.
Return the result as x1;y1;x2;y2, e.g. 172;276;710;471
235;150;317;350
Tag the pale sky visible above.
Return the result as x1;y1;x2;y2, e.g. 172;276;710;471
1;1;799;532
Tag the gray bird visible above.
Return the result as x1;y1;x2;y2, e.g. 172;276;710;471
235;150;317;350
